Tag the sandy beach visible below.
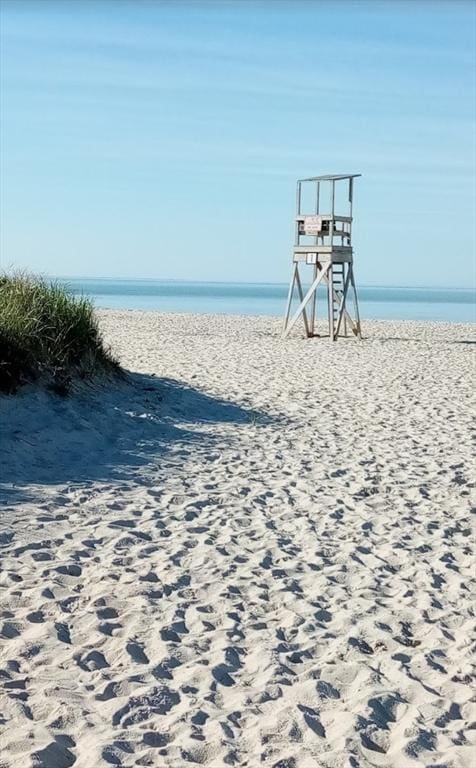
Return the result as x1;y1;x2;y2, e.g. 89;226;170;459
1;311;474;768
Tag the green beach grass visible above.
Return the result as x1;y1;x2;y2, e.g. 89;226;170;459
0;273;119;394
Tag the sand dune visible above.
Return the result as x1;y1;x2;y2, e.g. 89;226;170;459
1;312;475;768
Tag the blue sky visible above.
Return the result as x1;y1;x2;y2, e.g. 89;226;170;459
1;0;475;287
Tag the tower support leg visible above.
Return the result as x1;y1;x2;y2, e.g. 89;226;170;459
294;265;311;337
328;264;335;341
309;263;318;337
334;264;352;339
282;263;297;335
349;265;362;339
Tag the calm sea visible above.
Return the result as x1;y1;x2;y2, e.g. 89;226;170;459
61;278;475;323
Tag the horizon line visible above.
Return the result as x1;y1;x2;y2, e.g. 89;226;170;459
51;274;474;292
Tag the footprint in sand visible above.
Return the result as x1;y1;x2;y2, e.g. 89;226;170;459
298;704;326;737
112;686;180;726
26;610;45;623
32;735;76;768
1;621;22;639
55;622;71;644
96;606;118;620
126;641;149;664
55;564;82;578
76;650;109;672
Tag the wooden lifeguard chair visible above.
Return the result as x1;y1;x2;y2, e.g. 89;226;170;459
282;174;362;341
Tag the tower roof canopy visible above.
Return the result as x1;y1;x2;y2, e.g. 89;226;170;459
298;174;361;182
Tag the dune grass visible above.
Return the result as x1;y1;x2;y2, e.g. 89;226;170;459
0;273;120;394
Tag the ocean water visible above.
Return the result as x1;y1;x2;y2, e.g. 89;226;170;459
61;278;475;323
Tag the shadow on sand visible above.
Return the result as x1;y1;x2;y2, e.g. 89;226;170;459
0;372;273;505
376;336;476;344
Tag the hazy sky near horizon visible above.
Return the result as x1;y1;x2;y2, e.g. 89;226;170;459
1;0;475;287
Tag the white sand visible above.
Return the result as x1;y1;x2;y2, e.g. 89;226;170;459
1;312;475;768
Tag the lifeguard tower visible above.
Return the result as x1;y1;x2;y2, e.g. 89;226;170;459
282;174;362;341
